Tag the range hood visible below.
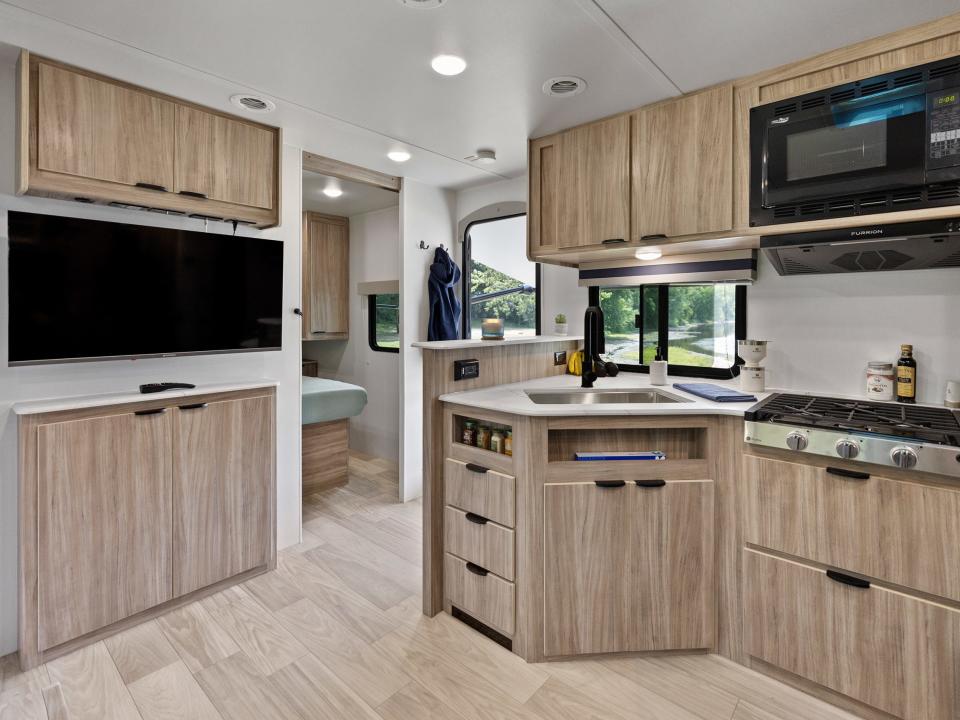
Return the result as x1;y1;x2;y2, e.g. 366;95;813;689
761;218;960;275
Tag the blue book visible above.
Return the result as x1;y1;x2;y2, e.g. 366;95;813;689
673;382;757;403
574;451;666;461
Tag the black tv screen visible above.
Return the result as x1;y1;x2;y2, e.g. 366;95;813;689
8;212;284;365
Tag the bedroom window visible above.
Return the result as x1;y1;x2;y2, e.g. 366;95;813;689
368;293;400;353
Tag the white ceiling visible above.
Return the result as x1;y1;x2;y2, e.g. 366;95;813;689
302;171;399;217
3;0;959;187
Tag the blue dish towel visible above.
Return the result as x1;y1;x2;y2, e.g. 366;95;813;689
673;382;757;403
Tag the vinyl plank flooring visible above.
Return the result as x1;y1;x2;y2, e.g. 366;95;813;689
242;570;305;612
274;598;410;707
156;603;240;674
269;653;382;720
127;662;222;720
523;676;643;720
305;536;419;610
46;643;142;720
732;701;782;720
41;684;71;720
104;621;180;685
0;686;49;720
0;653;51;693
196;585;249;613
335;512;422;566
194;653;302;720
374;682;467;720
207;595;308;675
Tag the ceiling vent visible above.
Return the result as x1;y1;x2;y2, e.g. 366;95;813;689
542;76;587;98
229;94;276;113
465;149;497;165
397;0;446;7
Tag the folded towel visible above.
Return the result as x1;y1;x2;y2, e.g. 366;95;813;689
673;382;757;403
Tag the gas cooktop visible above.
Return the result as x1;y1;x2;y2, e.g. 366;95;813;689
744;393;960;477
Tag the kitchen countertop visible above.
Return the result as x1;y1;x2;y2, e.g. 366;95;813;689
13;380;279;415
439;373;773;417
412;334;581;350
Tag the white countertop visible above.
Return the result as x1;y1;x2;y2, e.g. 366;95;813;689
439;373;774;417
13;380;279;415
412;334;581;350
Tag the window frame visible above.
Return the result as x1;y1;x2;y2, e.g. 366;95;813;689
461;212;541;340
588;284;747;379
368;292;400;354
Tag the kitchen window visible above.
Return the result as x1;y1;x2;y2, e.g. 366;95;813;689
368;293;400;353
588;284;746;378
462;214;540;339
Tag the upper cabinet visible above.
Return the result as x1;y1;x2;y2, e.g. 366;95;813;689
633;84;733;241
18;52;281;228
302;212;350;340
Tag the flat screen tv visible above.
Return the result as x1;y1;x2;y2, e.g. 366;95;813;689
8;211;284;365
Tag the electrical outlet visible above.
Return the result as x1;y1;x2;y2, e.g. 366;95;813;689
554;351;567;366
453;358;479;381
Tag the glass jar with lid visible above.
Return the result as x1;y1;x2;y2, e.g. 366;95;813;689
490;429;504;454
865;361;895;401
461;419;477;446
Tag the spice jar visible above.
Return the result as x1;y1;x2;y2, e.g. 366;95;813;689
461;419;477;446
866;361;895;401
504;430;513;456
476;425;491;450
490;429;504;454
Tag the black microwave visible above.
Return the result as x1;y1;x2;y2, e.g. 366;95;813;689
750;55;960;226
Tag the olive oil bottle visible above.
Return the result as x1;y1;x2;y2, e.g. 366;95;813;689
896;344;917;404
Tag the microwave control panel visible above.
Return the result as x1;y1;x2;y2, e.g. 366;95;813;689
928;89;960;168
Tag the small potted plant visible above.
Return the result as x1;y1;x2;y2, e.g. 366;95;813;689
554;313;568;336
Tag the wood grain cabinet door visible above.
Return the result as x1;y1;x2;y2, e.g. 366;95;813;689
528;134;560;257
36;61;175;190
37;410;173;650
634;84;733;239
174;106;276;209
302;213;349;337
543;482;631;656
173;395;274;596
557;116;631;249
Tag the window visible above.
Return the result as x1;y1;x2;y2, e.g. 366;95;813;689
588;284;746;378
368;293;399;353
462;214;540;339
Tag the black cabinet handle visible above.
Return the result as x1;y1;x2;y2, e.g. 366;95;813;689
179;402;208;411
135;182;168;192
640;233;668;242
134;408;166;416
178;190;208;199
826;569;870;589
464;512;488;525
465;463;489;474
465;562;488;577
594;480;626;488
826;467;871;480
635;479;667;488
601;238;626;245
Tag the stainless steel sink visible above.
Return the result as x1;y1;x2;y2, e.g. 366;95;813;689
525;389;693;405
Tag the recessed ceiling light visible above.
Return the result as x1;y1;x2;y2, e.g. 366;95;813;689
465;149;497;165
635;247;662;261
431;55;467;76
542;76;587;98
322;184;343;198
229;93;276;113
388;150;411;163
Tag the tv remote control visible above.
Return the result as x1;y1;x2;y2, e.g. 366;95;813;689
139;382;197;394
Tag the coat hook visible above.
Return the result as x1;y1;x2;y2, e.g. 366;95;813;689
419;240;430;250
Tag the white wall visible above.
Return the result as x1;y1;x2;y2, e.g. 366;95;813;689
305;206;401;462
749;253;960;404
400;180;456;502
455;177;588;335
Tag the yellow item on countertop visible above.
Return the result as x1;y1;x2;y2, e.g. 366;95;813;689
567;350;583;376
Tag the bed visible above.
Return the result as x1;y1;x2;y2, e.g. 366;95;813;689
301;377;368;495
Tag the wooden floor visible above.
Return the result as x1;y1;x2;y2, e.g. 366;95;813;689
0;450;862;720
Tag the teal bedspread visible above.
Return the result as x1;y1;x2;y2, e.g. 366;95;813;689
302;377;368;425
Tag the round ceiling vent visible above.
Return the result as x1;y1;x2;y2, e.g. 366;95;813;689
542;76;587;98
397;0;446;7
229;94;276;113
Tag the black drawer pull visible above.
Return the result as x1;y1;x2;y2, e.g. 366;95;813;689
640;233;668;242
134;408;166;416
465;562;488;577
178;190;208;199
826;569;870;589
135;182;168;192
465;512;488;525
601;238;626;245
465;463;489;474
179;402;208;411
826;467;871;480
635;479;667;488
595;480;626;488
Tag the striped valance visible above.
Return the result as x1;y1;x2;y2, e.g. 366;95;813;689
578;250;757;287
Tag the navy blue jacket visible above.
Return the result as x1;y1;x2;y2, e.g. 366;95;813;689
428;247;462;341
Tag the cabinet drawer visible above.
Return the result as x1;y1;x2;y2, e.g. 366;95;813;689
444;458;515;528
745;549;959;720
745;455;960;602
444;553;515;637
443;506;515;581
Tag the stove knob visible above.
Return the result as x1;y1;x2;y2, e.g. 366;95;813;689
785;432;808;451
835;439;860;459
891;446;918;469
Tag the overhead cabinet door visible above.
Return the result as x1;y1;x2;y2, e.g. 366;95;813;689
557;116;631;249
36;61;176;191
37;409;173;650
634;84;733;239
175;106;276;209
302;213;350;337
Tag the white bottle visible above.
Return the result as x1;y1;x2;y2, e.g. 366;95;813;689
649;347;668;386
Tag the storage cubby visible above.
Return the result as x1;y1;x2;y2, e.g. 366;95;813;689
453;414;513;457
547;427;706;463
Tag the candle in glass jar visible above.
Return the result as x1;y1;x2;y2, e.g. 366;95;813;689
481;317;504;340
